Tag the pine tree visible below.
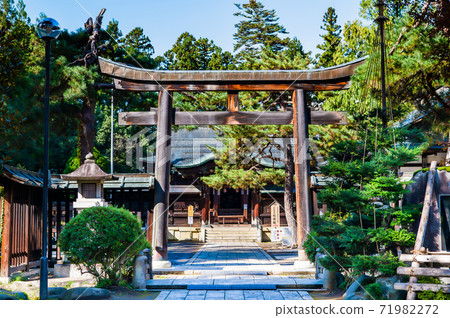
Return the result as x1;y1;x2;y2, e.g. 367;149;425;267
162;32;233;70
316;7;342;67
233;0;288;57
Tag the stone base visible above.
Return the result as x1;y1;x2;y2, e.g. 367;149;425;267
54;263;71;278
168;227;201;241
0;277;11;284
152;260;172;269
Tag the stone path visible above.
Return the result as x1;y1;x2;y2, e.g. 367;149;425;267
155;289;314;300
185;242;277;267
149;242;321;300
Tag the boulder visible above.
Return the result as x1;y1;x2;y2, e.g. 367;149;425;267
376;275;406;300
0;294;18;300
59;287;111;300
48;287;67;298
346;292;368;300
0;290;28;300
344;274;373;300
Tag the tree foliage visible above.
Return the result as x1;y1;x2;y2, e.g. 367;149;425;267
316;7;342;67
233;0;289;57
59;206;149;286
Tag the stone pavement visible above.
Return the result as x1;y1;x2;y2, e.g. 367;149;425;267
155;289;314;300
185;241;277;267
156;241;314;273
149;242;322;300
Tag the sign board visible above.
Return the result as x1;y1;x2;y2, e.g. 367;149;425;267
270;203;281;228
243;204;248;210
188;216;194;225
187;205;194;217
281;227;293;246
271;227;281;242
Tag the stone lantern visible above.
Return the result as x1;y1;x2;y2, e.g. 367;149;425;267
61;153;116;211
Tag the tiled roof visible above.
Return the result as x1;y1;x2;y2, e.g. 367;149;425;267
145;127;290;169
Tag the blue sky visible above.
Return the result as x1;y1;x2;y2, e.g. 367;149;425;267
22;0;367;56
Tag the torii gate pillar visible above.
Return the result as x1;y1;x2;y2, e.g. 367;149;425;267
292;89;312;263
152;90;172;268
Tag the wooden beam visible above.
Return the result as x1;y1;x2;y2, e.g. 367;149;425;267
399;253;450;264
394;283;450;293
119;110;347;126
98;56;366;86
114;79;352;92
227;92;239;111
397;267;450;277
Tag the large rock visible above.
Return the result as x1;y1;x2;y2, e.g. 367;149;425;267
376;275;406;300
48;287;67;298
344;274;373;300
0;290;28;300
0;294;18;300
346;292;368;300
58;287;111;300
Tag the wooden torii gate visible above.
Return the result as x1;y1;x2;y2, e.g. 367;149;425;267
98;57;365;265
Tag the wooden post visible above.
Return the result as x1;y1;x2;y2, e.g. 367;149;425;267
146;210;153;243
312;190;319;216
407;161;437;300
47;194;52;261
56;197;61;260
213;189;220;223
243;189;248;223
292;89;312;260
25;189;31;270
227;92;239;112
254;190;260;220
1;186;13;277
205;187;211;225
252;190;261;222
152;89;173;263
65;190;70;224
201;186;207;225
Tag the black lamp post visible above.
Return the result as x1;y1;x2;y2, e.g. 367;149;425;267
37;17;61;301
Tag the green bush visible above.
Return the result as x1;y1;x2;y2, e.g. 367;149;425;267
416;277;450;300
351;252;403;277
59;206;150;286
365;282;386;300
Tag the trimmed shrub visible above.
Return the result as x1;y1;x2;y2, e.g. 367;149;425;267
59;206;150;286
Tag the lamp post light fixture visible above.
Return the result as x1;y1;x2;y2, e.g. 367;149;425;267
37;17;61;301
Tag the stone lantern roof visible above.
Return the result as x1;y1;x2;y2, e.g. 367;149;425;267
61;153;117;181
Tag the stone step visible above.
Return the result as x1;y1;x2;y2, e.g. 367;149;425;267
206;234;258;239
205;227;259;243
205;237;258;241
205;238;258;241
208;226;256;230
206;231;258;234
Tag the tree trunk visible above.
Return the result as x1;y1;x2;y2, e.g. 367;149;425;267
79;96;96;163
283;138;297;245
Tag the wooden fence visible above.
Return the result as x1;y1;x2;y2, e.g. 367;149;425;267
0;179;80;277
394;161;450;298
1;184;154;277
